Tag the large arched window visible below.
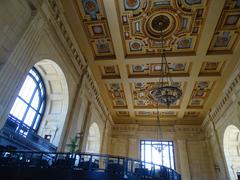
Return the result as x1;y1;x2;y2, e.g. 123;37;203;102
8;67;46;131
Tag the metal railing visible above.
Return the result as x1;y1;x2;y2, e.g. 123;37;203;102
0;116;56;152
0;151;181;180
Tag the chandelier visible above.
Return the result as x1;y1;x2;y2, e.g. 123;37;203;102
150;20;182;108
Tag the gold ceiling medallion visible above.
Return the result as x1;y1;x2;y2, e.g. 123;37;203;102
150;17;182;108
144;13;177;40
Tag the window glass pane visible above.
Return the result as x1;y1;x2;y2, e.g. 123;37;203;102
24;108;37;126
8;68;46;131
170;146;174;169
140;140;175;170
31;91;40;110
33;114;41;130
18;76;36;103
10;98;28;120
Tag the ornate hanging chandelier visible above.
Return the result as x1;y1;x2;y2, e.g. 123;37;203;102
150;20;182;108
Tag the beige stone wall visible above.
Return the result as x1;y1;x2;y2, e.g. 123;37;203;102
0;0;32;70
109;124;215;180
203;60;240;180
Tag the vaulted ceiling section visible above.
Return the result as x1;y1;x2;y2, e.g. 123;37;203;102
60;0;240;125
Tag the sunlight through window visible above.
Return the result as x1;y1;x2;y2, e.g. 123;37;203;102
9;68;46;131
140;140;175;170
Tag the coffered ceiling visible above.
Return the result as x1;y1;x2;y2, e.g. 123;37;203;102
60;0;240;125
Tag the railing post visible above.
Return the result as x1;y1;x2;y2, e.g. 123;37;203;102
88;155;92;170
123;157;128;179
105;155;109;172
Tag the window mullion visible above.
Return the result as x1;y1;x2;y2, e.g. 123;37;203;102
8;67;47;132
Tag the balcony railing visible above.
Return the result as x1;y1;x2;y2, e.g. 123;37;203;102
0;115;56;152
0;151;181;180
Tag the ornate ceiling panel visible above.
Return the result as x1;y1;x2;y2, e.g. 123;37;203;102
188;81;215;108
59;0;240;125
99;65;121;79
117;0;208;57
208;0;240;54
106;83;127;108
130;82;185;108
135;111;178;118
116;111;130;117
199;61;225;76
128;62;191;78
74;0;115;59
184;111;200;117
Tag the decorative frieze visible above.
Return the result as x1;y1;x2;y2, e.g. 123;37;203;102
203;70;240;127
47;0;86;70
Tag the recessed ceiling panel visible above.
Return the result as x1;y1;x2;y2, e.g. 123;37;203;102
208;0;240;54
188;81;215;108
117;0;208;58
128;62;191;78
130;82;185;108
74;0;115;59
106;82;127;108
99;65;121;79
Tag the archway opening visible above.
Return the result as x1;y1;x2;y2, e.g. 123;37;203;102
35;59;69;147
223;125;240;180
86;123;100;154
2;59;69;151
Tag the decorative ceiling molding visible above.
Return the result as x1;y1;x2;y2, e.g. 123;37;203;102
73;0;116;59
188;81;215;108
130;81;185;108
117;0;208;58
56;0;239;125
128;62;191;78
208;0;240;54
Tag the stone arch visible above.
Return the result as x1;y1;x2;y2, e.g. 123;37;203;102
34;59;69;147
223;125;240;180
86;122;101;153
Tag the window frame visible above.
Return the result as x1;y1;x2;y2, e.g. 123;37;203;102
140;140;176;170
9;67;46;132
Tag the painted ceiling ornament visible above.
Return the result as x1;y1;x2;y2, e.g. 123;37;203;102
150;21;182;108
83;0;99;20
118;0;207;57
124;0;141;10
145;13;177;40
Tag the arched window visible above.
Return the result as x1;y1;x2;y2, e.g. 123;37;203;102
86;123;101;153
223;125;240;180
8;67;46;131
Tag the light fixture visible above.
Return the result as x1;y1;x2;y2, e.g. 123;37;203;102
150;19;182;108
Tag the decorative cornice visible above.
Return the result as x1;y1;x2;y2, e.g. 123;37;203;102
47;0;86;70
46;0;112;125
202;68;240;128
112;124;202;134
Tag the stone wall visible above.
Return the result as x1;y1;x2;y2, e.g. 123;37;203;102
203;60;240;180
0;0;32;70
109;124;215;180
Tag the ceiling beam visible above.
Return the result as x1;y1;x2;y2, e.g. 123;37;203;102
196;0;225;55
102;0;135;118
